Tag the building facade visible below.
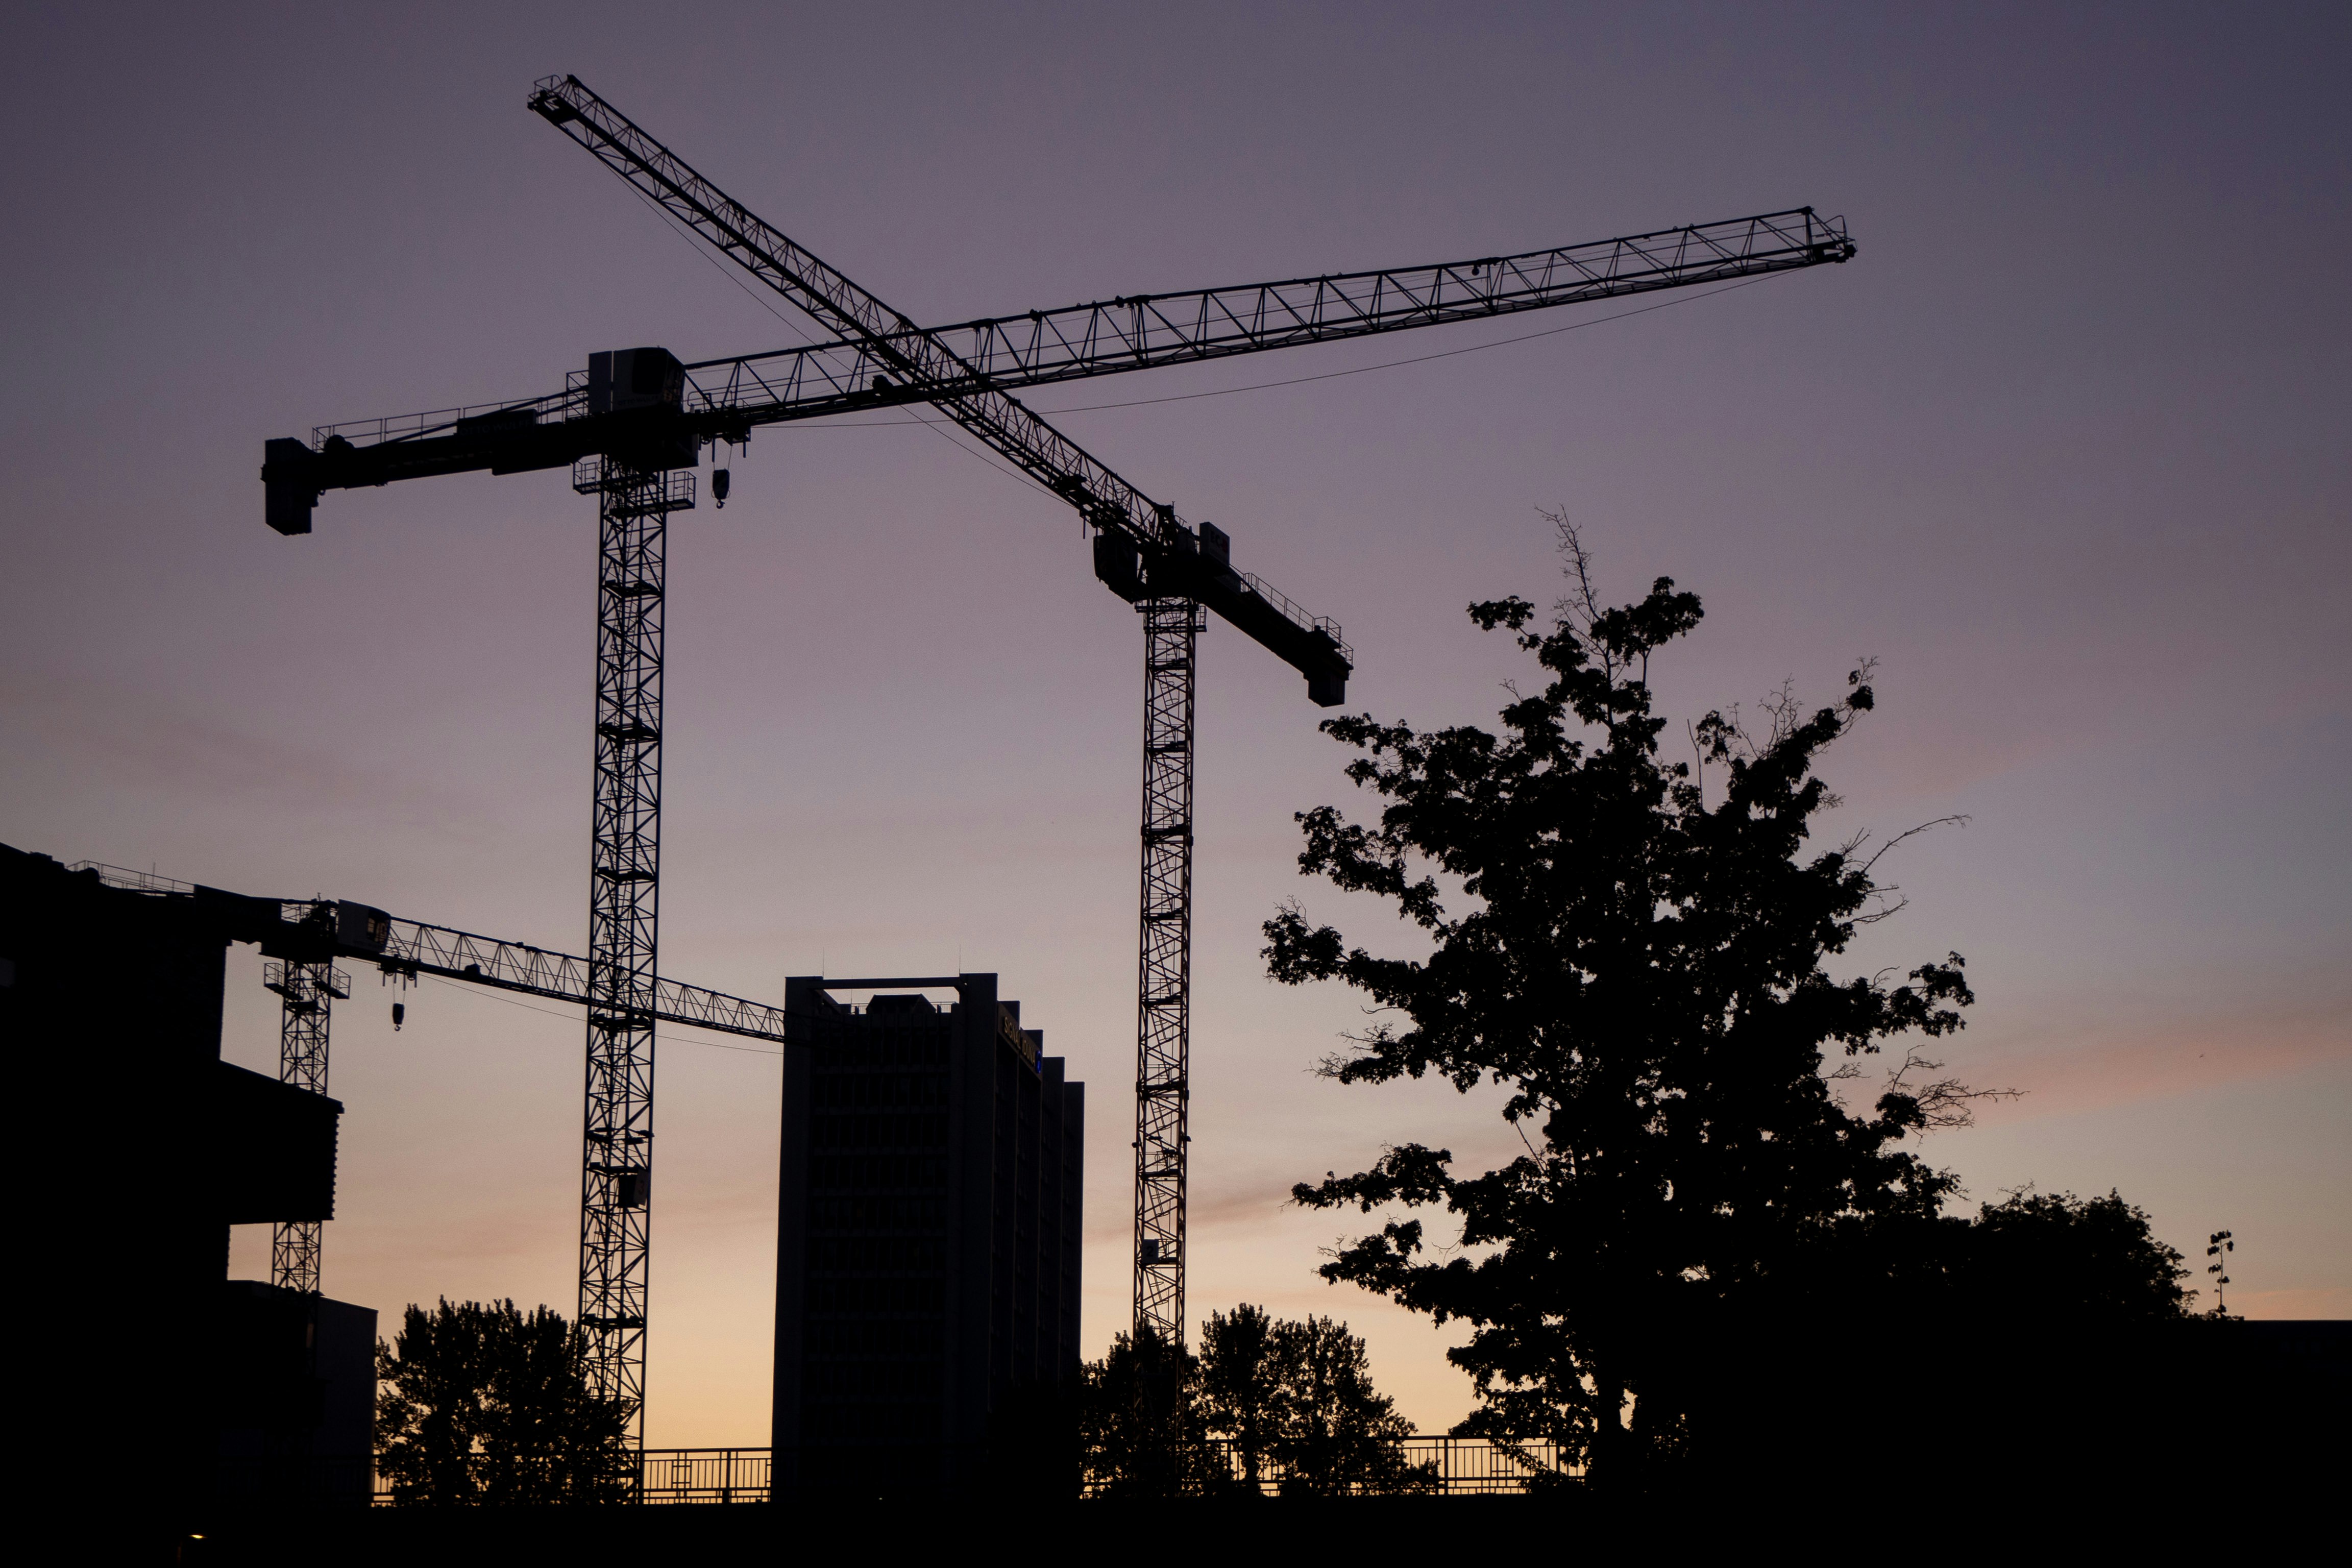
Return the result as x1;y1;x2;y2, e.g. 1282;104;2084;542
772;974;1083;1477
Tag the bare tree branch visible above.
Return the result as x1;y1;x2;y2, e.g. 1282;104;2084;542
1883;1047;2024;1130
1858;816;1972;879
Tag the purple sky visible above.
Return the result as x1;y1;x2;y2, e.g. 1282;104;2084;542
4;2;2344;1441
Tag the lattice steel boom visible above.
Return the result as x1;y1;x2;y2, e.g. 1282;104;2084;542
76;862;793;1044
367;911;792;1042
668;204;1853;419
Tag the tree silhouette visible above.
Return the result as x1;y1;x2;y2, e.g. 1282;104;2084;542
1264;520;1994;1488
1971;1188;2193;1318
1196;1305;1282;1488
1076;1326;1219;1498
1077;1307;1429;1496
376;1297;633;1504
1199;1307;1432;1495
374;1298;486;1504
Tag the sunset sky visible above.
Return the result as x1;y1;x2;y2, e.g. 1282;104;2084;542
4;2;2344;1443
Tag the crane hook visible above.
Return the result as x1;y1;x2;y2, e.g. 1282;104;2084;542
391;1001;406;1032
713;468;731;509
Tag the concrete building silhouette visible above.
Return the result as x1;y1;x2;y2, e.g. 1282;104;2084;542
772;974;1083;1481
5;843;376;1533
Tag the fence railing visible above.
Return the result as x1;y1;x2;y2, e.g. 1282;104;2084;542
639;1447;772;1503
1088;1434;1576;1497
367;1438;1574;1504
1351;1435;1574;1495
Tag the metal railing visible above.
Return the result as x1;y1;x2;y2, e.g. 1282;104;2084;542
638;1447;772;1504
366;1448;770;1505
67;860;194;894
367;1437;1573;1503
1338;1434;1573;1495
312;388;582;450
1238;569;1352;663
1109;1434;1576;1497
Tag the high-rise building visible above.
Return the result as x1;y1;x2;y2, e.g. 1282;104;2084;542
772;973;1083;1481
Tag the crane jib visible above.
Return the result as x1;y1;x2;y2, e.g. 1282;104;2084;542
266;202;1855;533
696;222;1852;403
77;867;794;1045
266;203;1851;556
261;407;715;535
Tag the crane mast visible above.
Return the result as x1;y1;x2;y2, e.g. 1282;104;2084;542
265;957;348;1292
1134;598;1199;1340
576;456;685;1427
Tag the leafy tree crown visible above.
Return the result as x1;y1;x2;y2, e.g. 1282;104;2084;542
1264;521;1986;1476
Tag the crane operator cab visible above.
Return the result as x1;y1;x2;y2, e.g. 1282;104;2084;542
585;347;700;474
334;900;392;954
586;348;684;416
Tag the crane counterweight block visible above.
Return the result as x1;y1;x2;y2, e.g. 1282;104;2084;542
262;407;708;532
263;438;322;535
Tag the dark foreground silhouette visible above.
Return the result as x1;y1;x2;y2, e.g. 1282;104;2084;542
170;1313;2349;1561
375;1298;633;1505
1254;524;2340;1498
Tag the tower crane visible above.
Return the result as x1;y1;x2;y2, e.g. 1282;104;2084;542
520;77;1362;1376
259;72;1855;1420
84;861;796;1300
